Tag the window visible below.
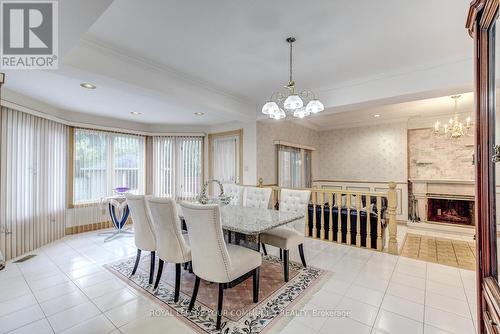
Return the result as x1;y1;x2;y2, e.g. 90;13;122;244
152;136;203;199
113;135;144;191
277;144;313;188
208;129;243;185
212;136;239;184
73;129;145;203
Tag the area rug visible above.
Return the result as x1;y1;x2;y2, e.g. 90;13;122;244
105;253;329;333
400;233;476;270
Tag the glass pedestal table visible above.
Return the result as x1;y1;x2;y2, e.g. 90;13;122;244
99;196;134;242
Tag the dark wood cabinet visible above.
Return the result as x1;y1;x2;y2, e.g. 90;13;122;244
467;1;500;333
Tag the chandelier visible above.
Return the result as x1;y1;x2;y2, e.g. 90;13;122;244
261;37;324;120
433;95;472;139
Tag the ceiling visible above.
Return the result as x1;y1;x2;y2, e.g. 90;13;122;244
1;0;474;128
297;92;475;130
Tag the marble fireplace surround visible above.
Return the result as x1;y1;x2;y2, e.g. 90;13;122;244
410;178;475;227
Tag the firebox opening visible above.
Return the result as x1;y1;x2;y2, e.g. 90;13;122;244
427;197;475;226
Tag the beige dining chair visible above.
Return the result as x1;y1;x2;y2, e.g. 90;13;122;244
146;197;191;302
125;194;157;284
180;202;261;330
259;189;311;282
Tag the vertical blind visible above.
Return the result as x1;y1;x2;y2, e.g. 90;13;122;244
278;145;301;188
152;136;174;197
212;136;239;184
113;134;145;192
73;129;145;203
152;136;203;200
74;129;108;202
278;144;312;189
0;107;67;260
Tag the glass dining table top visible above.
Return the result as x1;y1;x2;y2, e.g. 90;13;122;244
178;204;304;236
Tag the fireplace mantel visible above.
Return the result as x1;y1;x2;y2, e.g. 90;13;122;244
410;179;475;198
409;178;475;185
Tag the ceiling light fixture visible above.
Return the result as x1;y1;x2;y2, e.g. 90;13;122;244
374;114;381;118
130;111;142;115
261;37;324;120
194;112;204;116
80;83;96;89
433;95;473;139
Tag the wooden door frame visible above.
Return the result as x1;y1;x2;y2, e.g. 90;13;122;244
467;1;500;332
207;129;244;185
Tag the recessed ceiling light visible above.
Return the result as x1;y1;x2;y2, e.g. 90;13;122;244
80;83;96;89
374;114;381;118
194;112;204;116
130;111;142;115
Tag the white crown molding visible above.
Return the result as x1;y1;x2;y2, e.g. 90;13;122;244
78;37;256;107
317;117;411;131
1;94;207;137
315;56;472;95
313;60;473;113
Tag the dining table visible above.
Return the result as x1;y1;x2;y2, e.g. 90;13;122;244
178;204;304;251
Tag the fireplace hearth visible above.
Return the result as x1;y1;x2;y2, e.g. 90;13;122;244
427;198;475;226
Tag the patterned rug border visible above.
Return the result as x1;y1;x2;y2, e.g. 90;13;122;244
104;255;331;334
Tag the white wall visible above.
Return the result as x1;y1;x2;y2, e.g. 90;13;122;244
209;121;257;185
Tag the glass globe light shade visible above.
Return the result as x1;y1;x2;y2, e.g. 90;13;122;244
283;94;303;110
305;99;324;114
293;107;310;119
261;101;280;115
269;108;286;120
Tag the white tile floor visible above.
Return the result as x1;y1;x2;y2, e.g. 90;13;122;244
0;229;477;334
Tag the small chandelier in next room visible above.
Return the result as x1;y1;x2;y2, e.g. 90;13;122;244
433;95;473;139
261;37;324;120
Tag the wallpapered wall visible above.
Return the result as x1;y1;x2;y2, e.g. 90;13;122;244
256;120;474;184
256;121;407;184
318;123;408;182
408;128;474;180
256;121;319;185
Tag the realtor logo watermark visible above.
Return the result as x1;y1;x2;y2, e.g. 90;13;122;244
1;0;58;69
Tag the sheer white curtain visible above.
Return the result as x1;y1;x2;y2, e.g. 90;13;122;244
152;136;203;200
0;107;67;260
213;136;238;184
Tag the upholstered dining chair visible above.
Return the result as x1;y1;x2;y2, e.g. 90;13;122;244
259;189;311;282
146;197;191;302
180;202;261;330
243;186;272;209
125;194;157;284
222;183;244;206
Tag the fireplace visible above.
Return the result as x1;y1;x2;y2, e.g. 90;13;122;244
427;197;475;226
